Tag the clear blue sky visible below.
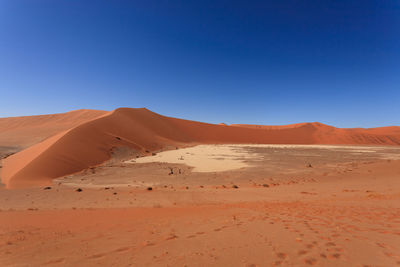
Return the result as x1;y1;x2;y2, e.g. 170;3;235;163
0;1;399;127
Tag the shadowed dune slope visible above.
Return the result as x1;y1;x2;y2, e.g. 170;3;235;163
2;108;400;188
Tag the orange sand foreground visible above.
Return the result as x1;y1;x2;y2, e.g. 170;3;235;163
0;108;400;266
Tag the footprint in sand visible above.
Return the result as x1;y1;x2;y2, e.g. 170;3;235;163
43;258;65;265
325;242;336;247
298;250;308;255
87;253;106;259
142;241;155;247
114;247;131;253
304;258;318;265
305;244;315;249
165;234;178;240
329;253;341;259
276;252;287;259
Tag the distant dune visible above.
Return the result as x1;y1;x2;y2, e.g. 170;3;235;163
1;108;399;188
231;122;317;129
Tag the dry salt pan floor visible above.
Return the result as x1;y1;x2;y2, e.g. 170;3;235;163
126;144;400;172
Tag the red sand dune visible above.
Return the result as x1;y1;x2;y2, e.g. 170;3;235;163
0;109;108;149
231;122;316;129
1;107;400;188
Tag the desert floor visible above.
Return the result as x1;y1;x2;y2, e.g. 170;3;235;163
1;144;400;266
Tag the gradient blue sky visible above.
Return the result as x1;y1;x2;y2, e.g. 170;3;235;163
0;1;399;127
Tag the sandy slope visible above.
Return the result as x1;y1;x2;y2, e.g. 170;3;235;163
1;107;400;188
0;109;108;149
